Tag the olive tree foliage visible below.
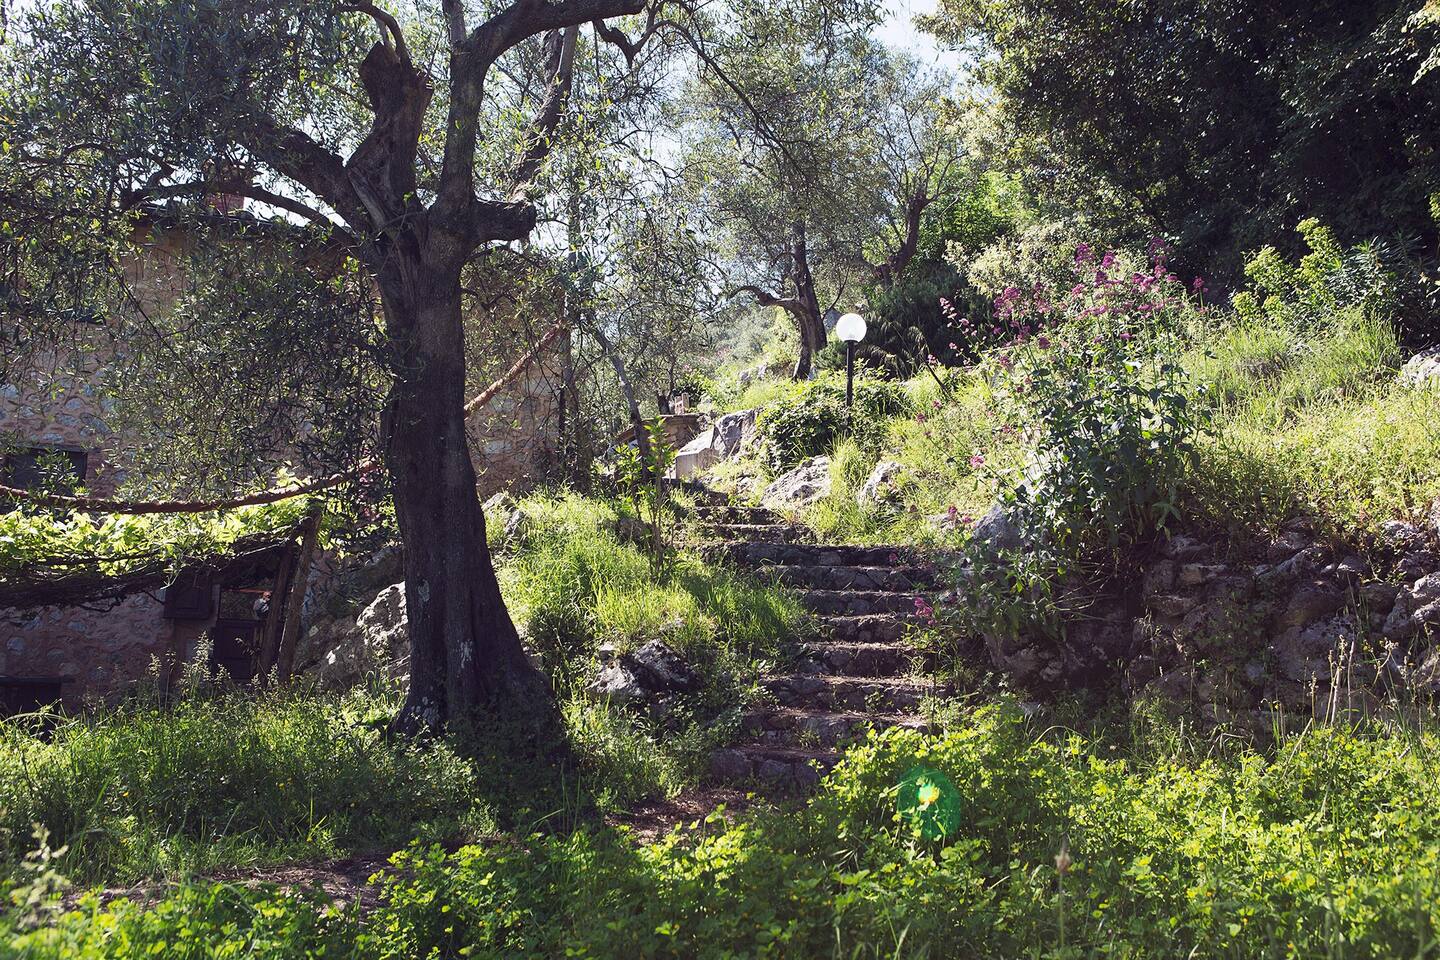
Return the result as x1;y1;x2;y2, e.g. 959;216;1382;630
678;14;964;379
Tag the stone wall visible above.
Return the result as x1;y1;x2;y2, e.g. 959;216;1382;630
465;326;569;498
0;593;215;709
975;512;1440;728
1;219;571;706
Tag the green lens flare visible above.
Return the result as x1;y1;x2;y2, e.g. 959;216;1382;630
896;764;961;840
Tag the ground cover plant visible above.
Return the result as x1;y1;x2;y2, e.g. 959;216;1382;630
10;703;1440;958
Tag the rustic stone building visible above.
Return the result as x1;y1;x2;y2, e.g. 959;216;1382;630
1;205;570;711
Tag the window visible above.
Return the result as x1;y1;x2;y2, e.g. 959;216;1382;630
1;446;88;493
0;676;66;717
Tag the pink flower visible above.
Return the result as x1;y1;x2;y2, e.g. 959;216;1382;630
969;454;986;469
1037;335;1051;349
1101;251;1116;268
916;412;927;423
1074;242;1093;264
948;342;958;350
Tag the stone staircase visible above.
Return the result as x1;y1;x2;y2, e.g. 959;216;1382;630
694;502;946;793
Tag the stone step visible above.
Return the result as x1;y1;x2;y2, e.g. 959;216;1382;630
795;641;915;677
740;706;930;748
694;504;782;525
808;613;914;644
707;744;840;792
698;523;807;543
764;674;938;713
663;478;732;507
702;541;919;569
764;564;935;592
797;589;922;617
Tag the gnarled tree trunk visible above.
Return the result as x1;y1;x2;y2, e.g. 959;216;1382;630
789;221;826;379
379;260;553;738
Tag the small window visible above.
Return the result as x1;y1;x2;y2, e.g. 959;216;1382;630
2;446;88;494
0;676;66;717
162;574;216;621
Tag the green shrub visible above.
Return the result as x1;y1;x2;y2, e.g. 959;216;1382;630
758;374;909;473
1232;219;1434;341
22;706;1440;959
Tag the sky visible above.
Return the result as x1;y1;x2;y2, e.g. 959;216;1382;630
876;0;944;63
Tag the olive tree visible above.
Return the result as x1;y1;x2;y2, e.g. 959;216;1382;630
0;0;675;739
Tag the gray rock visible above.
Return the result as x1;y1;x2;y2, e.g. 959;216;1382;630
1149;594;1199;618
1143;560;1177;596
1178;563;1226;587
761;456;832;510
502;506;530;544
1381;520;1424;549
709;748;751;781
856;460;905;508
1159;535;1211;561
971;505;1023;554
1400;346;1440;387
588;662;646;703
1277;583;1347;633
1412;572;1440;605
712;409;758;458
624;639;701;693
304;582;410;690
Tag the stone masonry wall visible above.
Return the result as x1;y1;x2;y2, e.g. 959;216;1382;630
0;594;218;708
466;327;568;498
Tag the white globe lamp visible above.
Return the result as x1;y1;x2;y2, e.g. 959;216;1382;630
835;312;866;408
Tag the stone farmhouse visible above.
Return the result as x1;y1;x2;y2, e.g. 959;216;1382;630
0;202;569;713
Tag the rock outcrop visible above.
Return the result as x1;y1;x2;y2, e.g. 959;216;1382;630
761;456;832;510
299;582;410;690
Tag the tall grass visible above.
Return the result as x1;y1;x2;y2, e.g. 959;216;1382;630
1182;309;1440;536
0;689;480;884
500;491;802;804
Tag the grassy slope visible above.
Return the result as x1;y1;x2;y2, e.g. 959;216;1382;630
768;308;1440;547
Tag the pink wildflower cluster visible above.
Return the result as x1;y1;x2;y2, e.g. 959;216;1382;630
931;238;1206;383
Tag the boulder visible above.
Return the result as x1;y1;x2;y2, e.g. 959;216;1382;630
761;456;832;510
970;505;1023;555
1400;347;1440;388
588;662;646;703
586;639;700;705
856;460;905;508
711;408;758;458
305;582;410;690
625;639;701;693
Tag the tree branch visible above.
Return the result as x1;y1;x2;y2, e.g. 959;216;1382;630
729;284;804;316
342;2;411;65
509;26;579;196
434;0;644;231
591;2;663;68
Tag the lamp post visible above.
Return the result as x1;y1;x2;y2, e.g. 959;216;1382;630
835;312;867;410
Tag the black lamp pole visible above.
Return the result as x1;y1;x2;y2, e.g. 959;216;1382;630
845;340;855;409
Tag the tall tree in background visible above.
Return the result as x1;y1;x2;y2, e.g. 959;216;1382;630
925;0;1440;280
682;22;959;378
